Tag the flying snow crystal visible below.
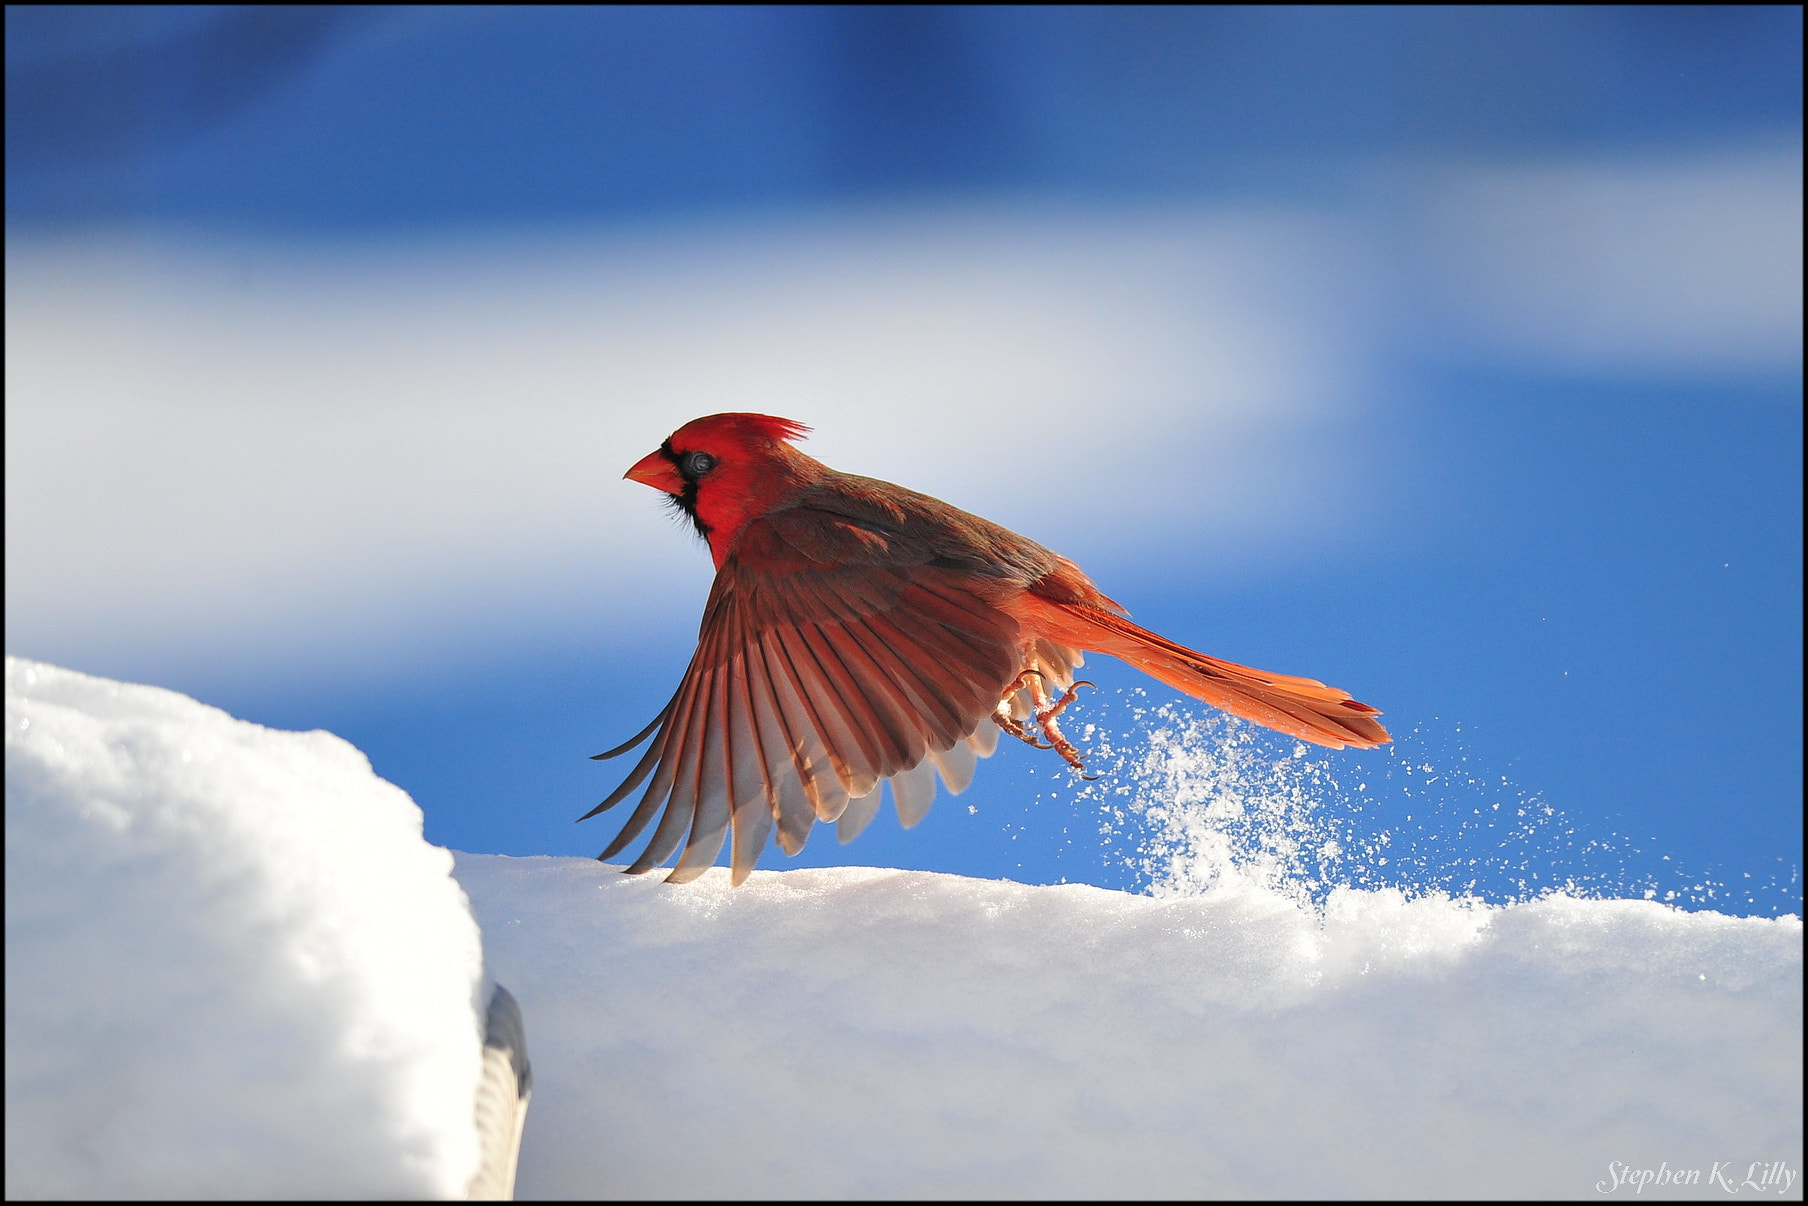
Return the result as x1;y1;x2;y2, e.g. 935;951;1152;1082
1074;692;1800;915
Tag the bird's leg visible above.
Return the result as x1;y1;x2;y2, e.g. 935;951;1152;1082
992;700;1052;749
1022;670;1100;779
1040;679;1096;724
992;670;1053;749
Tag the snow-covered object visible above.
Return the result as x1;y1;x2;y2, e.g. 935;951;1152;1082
4;658;486;1199
457;855;1802;1200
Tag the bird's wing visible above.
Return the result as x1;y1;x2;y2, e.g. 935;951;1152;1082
585;504;1023;884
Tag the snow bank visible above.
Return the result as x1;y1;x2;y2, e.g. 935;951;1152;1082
6;657;1798;1199
4;658;485;1198
456;855;1801;1200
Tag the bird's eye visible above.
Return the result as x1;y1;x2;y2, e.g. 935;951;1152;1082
680;451;718;477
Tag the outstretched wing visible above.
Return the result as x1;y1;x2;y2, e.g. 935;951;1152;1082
584;502;1023;884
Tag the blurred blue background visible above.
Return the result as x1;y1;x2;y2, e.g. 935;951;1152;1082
6;6;1801;911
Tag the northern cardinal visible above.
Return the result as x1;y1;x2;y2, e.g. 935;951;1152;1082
588;413;1388;884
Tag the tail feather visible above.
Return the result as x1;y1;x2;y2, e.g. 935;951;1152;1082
1055;604;1391;749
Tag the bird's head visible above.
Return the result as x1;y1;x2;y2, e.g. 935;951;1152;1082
626;413;815;561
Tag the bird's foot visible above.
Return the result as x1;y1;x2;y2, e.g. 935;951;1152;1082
1001;669;1100;778
992;696;1052;749
1040;679;1095;724
1035;699;1100;780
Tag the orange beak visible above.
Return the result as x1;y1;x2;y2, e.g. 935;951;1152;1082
624;448;684;495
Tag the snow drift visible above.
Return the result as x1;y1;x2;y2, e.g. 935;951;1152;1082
456;855;1801;1199
4;658;486;1198
5;658;1801;1198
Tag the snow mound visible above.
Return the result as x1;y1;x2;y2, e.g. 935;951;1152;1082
4;658;485;1199
5;656;1797;1198
456;855;1802;1200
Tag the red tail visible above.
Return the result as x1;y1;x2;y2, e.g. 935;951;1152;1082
1035;601;1391;749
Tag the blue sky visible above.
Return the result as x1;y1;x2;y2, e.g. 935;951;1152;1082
6;6;1801;912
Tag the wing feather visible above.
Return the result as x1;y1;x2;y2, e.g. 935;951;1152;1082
842;614;969;749
763;627;857;820
777;619;886;798
885;578;1012;661
811;615;927;770
745;635;819;854
596;656;708;861
926;736;977;795
578;727;665;821
623;683;705;872
668;652;736;883
922;717;1006;794
725;650;779;885
588;501;1028;878
589;688;679;761
889;758;937;828
881;587;1016;707
625;624;728;873
1034;639;1084;691
902;574;1021;646
835;789;883;844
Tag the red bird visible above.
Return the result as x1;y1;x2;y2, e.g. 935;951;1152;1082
587;413;1389;884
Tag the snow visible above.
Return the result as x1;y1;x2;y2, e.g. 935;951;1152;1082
4;658;486;1198
6;657;1802;1198
455;857;1802;1199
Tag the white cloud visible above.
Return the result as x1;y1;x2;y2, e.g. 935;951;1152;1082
1408;144;1804;375
11;146;1792;686
4;206;1378;681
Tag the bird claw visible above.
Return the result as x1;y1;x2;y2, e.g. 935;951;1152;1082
997;668;1101;777
1043;679;1096;722
992;699;1054;749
